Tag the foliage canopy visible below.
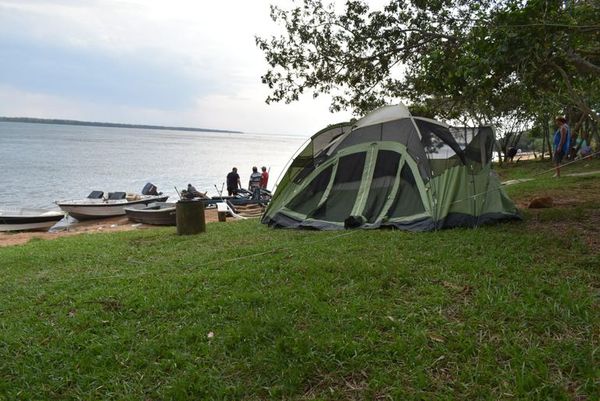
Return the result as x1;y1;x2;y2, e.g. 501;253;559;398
256;0;600;125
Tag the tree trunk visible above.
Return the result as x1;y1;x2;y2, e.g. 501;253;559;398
547;119;554;159
542;119;546;160
591;119;599;149
176;200;206;235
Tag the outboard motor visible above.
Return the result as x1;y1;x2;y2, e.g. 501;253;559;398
142;182;160;196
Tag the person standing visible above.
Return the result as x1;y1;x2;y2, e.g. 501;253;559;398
553;116;571;178
260;166;269;189
248;166;262;191
226;167;241;196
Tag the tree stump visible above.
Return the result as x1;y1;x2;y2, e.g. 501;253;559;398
176;200;205;235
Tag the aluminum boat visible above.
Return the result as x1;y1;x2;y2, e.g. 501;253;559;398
0;208;66;232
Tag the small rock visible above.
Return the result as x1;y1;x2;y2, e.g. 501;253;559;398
528;197;553;208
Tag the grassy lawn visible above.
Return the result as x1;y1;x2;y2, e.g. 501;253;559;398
1;159;598;400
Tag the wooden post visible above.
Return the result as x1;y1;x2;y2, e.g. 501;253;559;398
176;200;205;235
541;117;546;160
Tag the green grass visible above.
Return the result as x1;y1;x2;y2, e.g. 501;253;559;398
1;162;599;400
495;157;600;182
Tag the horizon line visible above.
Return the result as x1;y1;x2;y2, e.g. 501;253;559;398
0;116;244;134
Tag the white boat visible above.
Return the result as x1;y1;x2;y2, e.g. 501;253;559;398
57;184;170;221
57;193;169;220
0;208;66;232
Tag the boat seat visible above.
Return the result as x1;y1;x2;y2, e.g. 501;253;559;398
216;202;246;220
107;192;127;200
87;191;104;199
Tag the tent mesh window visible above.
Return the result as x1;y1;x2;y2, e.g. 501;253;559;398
292;124;352;184
450;127;477;150
416;120;464;159
287;165;334;215
334;119;423;163
312;124;351;156
363;150;402;223
387;164;425;218
310;152;366;222
416;119;466;175
383;119;430;179
335;124;381;151
463;127;494;165
290;147;318;184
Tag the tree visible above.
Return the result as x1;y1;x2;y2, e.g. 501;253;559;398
256;0;600;125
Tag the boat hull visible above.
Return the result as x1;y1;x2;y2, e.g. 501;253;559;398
58;196;169;220
0;210;66;232
124;203;176;226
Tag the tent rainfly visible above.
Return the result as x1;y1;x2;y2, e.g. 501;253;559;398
261;104;520;231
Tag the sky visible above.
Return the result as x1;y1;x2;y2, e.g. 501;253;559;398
0;0;361;135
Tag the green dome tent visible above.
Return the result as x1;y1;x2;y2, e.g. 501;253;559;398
262;104;520;231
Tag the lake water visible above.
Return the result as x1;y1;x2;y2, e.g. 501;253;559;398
0;122;307;209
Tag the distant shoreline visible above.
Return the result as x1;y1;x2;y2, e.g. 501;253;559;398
0;116;243;134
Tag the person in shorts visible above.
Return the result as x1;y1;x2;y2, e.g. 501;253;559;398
553;116;571;178
226;167;241;196
248;166;262;191
260;166;269;189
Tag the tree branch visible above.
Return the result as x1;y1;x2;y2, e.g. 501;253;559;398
550;61;600;124
567;48;600;77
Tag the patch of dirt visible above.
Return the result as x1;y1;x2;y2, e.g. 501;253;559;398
581;211;600;251
302;370;372;401
514;195;590;210
0;208;227;247
519;194;600;254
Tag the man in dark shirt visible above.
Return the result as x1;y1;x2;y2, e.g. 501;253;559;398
226;167;241;196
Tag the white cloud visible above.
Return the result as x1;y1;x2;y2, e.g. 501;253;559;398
0;0;275;70
0;0;364;133
188;92;352;135
0;84;89;118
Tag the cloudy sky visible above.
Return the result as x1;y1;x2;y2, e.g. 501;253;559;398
0;0;360;135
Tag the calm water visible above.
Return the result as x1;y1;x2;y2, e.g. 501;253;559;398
0;122;307;209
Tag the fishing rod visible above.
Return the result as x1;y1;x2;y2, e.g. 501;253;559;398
214;183;225;200
174;186;182;200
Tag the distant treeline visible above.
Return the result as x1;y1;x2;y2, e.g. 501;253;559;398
0;116;242;134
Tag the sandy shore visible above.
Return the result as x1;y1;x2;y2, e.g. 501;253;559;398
0;208;223;247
